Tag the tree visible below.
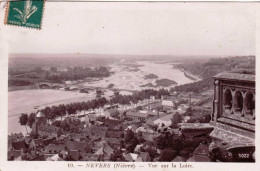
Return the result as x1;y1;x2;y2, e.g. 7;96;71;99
52;120;62;127
146;147;158;159
124;129;135;142
28;113;36;128
41;107;52;123
124;129;138;153
19;113;29;134
58;104;66;120
185;107;193;116
171;112;182;128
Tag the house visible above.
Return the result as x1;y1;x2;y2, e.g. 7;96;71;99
12;141;28;151
123;152;151;162
104;138;121;149
44;143;66;154
134;144;144;153
187;143;211;162
8;150;22;160
146;102;162;111
43;137;56;146
138;152;151;162
46;154;64;161
104;108;120;118
8;133;24;144
135;126;154;134
69;133;90;142
162;100;175;108
37;125;61;137
153;114;174;127
172;156;186;162
30;138;44;149
88;114;97;123
123;153;138;162
90;126;108;138
126;111;149;121
66;141;90;152
125;125;138;132
106;130;123;138
94;141;114;161
95;121;104;126
35;111;47;125
142;132;154;142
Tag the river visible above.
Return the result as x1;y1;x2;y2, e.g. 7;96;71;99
8;61;196;134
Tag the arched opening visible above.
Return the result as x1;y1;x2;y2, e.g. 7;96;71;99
244;92;255;116
234;91;243;114
223;89;232;114
39;84;51;89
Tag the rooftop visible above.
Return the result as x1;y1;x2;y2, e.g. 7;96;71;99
36;111;45;118
213;72;255;82
126;111;149;118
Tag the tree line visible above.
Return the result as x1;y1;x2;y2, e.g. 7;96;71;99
19;89;170;133
46;66;110;83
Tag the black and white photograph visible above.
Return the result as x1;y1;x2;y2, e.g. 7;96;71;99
0;1;259;170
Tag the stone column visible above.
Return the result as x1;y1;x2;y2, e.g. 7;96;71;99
230;89;236;115
212;80;219;121
241;90;247;117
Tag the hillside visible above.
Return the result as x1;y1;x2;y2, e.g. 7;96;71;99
172;56;255;93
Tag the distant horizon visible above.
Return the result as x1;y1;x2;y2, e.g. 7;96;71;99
8;53;255;59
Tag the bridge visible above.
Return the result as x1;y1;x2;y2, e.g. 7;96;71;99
36;82;136;94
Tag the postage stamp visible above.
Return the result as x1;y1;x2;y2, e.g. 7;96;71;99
4;0;45;29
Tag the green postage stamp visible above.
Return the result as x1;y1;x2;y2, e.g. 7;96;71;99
5;0;45;29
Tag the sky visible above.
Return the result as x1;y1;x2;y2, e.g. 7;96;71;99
0;2;256;56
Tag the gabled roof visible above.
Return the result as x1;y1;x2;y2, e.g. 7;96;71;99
46;154;64;161
171;156;186;162
194;143;209;156
94;141;114;157
139;152;151;162
36;111;45;118
66;141;88;151
136;157;143;162
104;138;120;145
123;153;134;161
123;153;138;161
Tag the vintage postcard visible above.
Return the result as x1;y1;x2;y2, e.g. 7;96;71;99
0;1;259;171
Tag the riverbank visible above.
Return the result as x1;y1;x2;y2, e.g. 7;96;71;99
8;89;114;134
8;61;197;134
179;68;201;82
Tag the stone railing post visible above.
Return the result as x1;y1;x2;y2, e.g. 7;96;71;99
231;89;236;115
241;90;247;117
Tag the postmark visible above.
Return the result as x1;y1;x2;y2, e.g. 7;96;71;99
4;0;45;29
